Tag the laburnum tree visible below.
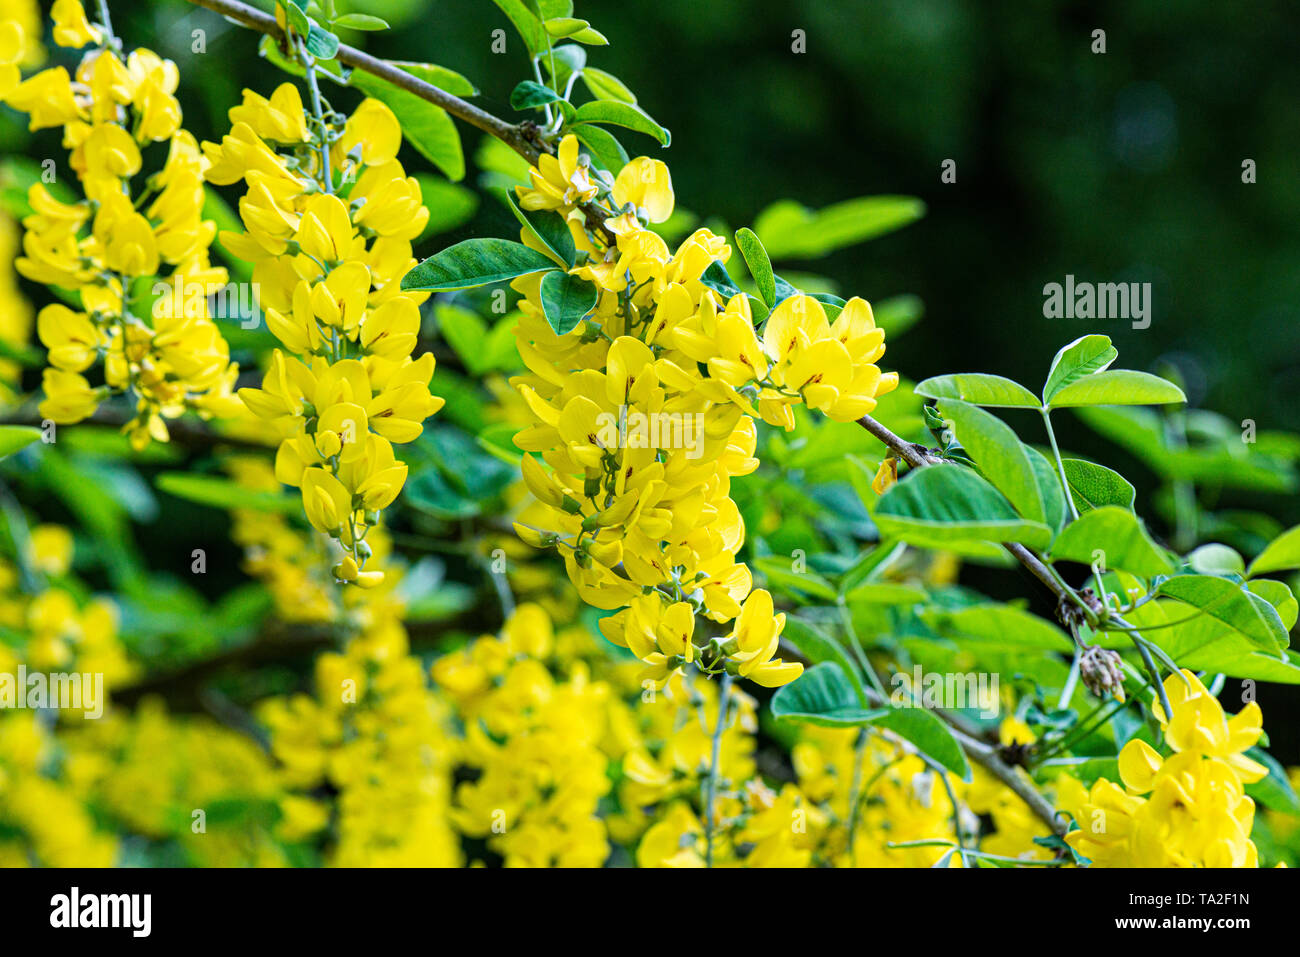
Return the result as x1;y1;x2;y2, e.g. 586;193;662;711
0;0;1296;869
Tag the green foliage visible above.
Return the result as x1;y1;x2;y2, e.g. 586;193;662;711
537;270;598;334
1050;506;1175;579
402;238;557;291
770;662;885;726
754;196;925;259
0;426;40;459
873;465;1052;550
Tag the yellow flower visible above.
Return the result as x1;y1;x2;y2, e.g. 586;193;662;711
210;91;442;584
6;67;81;129
51;0;101;50
516;134;598;213
612;156;674;223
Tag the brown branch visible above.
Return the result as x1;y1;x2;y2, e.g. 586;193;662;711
947;727;1070;837
855;411;1081;839
189;0;542;162
858;412;1073;608
188;0;619;245
113;603;497;711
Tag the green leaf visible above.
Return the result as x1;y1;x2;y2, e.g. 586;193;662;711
581;66;635;103
499;188;575;267
510;79;566;111
545;43;587;90
921;604;1071;650
304;23;341;59
489;0;546;55
1187;543;1246;577
386;61;478;97
781;617;867;705
572;124;628;174
538;270;597;335
873;466;1052;550
281;0;310;37
1156;575;1288;654
1061;458;1135;514
939;400;1046;524
875;707;971;781
698;260;742;300
331;13;389;30
544;16;590;37
572;100;670;146
915;373;1041;409
1042;335;1117;404
1245;747;1300;815
349;69;463;179
1051;506;1175;579
155;473;299;514
770;663;886;727
1047;370;1186;410
734;227;776;307
1248;524;1300;577
1249;579;1298;631
569;27;609;45
753;556;838;601
1026;446;1069;535
0;426;41;459
753;195;925;260
402;238;557;291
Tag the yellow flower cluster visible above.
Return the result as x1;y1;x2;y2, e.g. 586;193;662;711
225;456;350;623
260;617;462;866
0;711;117;866
0;525;134;692
793;726;966;866
3;0;238;448
205;84;443;588
0;519;293;866
1063;669;1265;867
0;522;123;865
67;699;289;866
512;135;904;689
432;603;612;866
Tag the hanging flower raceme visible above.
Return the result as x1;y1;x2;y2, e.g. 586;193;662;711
203;82;442;588
2;0;238;449
1062;669;1266;867
510;135;901;690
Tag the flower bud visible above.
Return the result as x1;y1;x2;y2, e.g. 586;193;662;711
1080;644;1125;702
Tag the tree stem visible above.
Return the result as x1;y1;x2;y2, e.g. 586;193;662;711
703;673;732;867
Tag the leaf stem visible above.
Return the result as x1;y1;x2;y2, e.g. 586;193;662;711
703;673;732;868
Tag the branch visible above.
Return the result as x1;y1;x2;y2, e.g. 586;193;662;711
189;0;543;162
187;0;617;244
946;727;1070;837
113;604;498;711
858;412;1074;608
